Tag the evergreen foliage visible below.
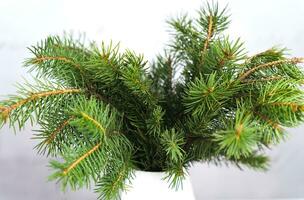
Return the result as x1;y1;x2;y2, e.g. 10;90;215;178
1;2;304;199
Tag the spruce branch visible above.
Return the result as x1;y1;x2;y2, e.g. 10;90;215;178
0;79;82;129
146;106;164;136
32;56;81;70
241;76;282;84
121;51;156;106
1;2;304;199
213;105;261;159
202;15;213;55
95;155;134;200
0;88;80;120
239;57;304;80
198;2;229;65
25;36;90;87
205;37;246;70
163;161;187;190
269;102;304;112
253;111;282;131
33;115;75;156
183;72;236;116
229;153;269;171
45;117;74;145
49;142;104;190
49;133;133;191
243;47;287;65
85;41;122;86
197;1;229;39
69;96;123;141
161;128;185;163
64;142;102;175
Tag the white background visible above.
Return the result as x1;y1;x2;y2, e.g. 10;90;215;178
0;0;304;199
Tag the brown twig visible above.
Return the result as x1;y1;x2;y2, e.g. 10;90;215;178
200;15;214;69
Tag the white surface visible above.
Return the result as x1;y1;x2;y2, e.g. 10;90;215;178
0;0;304;199
121;171;195;200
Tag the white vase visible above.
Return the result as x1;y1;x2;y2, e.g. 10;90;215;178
121;170;196;200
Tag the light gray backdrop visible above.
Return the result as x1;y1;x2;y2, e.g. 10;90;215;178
0;0;304;199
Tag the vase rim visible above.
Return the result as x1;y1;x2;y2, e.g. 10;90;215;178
135;169;164;173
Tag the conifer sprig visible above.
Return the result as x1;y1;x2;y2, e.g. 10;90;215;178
0;78;82;130
1;2;304;199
